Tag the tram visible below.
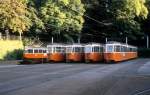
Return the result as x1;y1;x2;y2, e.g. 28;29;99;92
23;47;48;63
84;43;104;62
104;41;138;62
47;44;66;62
22;41;138;64
66;44;84;62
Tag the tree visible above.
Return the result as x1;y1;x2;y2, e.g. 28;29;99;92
0;0;33;40
39;0;85;42
81;0;114;43
111;0;148;40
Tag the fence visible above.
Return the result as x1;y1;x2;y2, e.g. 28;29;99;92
0;35;21;40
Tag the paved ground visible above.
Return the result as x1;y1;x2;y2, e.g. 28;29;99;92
0;59;150;95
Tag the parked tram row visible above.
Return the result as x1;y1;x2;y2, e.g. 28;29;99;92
23;41;138;64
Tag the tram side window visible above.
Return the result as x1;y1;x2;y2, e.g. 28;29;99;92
82;47;84;52
124;47;128;52
43;50;47;53
93;47;100;52
39;49;43;53
115;46;120;52
126;47;130;52
28;49;33;53
133;48;137;52
129;48;132;52
100;47;103;52
131;48;134;52
107;46;113;52
61;48;65;53
121;46;125;52
135;48;137;52
67;47;72;53
74;47;81;52
34;49;38;53
48;47;52;53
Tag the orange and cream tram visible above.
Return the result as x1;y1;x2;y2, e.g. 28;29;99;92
47;44;66;62
84;43;103;62
23;47;48;63
104;41;138;62
66;44;84;62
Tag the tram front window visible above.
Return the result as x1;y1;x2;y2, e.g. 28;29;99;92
85;47;91;53
73;47;81;52
107;46;113;52
55;47;62;53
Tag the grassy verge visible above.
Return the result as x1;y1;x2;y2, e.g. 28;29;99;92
0;40;24;60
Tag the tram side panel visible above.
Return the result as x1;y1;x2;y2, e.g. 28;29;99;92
48;53;65;62
104;52;123;62
85;52;103;62
66;53;84;62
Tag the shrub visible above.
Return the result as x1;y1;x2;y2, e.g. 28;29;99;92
4;49;24;60
138;48;150;58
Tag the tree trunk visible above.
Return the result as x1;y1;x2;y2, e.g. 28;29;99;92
19;32;22;41
5;29;9;40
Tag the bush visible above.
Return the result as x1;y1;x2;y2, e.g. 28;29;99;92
138;48;150;58
4;49;23;60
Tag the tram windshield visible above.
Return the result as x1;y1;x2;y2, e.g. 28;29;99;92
85;47;92;53
73;47;82;53
106;45;114;52
53;47;65;53
92;47;100;52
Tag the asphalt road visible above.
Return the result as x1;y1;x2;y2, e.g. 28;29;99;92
0;59;150;95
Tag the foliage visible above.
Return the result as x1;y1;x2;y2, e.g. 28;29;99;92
4;49;23;60
138;48;150;58
40;0;85;35
0;0;32;34
0;0;150;45
111;0;148;40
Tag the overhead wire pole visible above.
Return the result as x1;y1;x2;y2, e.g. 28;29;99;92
106;37;108;43
126;37;128;45
147;35;149;48
51;37;54;44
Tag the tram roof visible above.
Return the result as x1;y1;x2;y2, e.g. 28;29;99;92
85;43;103;46
106;41;123;44
66;43;84;47
25;46;47;50
47;43;66;47
106;41;137;48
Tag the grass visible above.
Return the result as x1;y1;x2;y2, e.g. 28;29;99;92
0;40;24;60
